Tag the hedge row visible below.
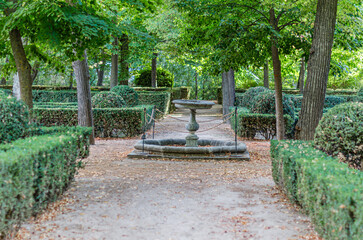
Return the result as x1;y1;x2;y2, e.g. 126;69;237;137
32;105;154;137
230;107;294;139
0;85;110;91
271;140;362;240
138;92;171;119
287;95;363;110
0;127;91;238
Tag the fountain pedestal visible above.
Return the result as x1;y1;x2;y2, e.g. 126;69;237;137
185;109;199;147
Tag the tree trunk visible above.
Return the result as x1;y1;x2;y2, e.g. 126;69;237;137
119;34;129;85
222;71;228;115
195;72;198;99
295;0;338;140
9;28;33;108
31;61;40;84
0;77;5;85
69;71;73;89
297;57;305;93
227;68;235;108
151;52;158;88
72;51;95;145
263;61;269;89
269;8;285;140
110;37;118;88
96;50;106;86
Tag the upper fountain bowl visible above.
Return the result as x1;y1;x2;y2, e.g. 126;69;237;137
172;99;215;110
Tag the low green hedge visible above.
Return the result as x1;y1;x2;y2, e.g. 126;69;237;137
0;127;91;238
271;140;362;240
230;107;294;139
138;91;171;118
288;95;362;110
34;102;78;108
32;105;154;137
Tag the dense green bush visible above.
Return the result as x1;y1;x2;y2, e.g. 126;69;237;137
34;102;78;109
91;91;126;108
33;90;79;102
0;127;91;238
251;90;295;120
314;102;363;169
110;85;139;106
134;68;174;88
138;91;171;118
235;87;268;109
0;95;29;144
271;140;362;240
230;107;294;139
358;88;363;97
32;106;154;137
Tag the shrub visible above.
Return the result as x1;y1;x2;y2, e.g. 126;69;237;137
0;95;29;144
271;140;362;240
235;86;268;110
138;91;171;118
314;102;363;169
251;90;295;120
358;88;363;97
230;107;294;139
91;91;126;108
0;127;91;238
323;95;345;109
110;85;139;106
134;68;174;88
32;105;154;137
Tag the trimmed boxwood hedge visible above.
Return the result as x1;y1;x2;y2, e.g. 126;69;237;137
271;140;362;240
0;127;91;238
91;91;126;108
230;107;294;139
314;102;363;169
0;94;29;144
32;105;154;137
138;91;171;118
110;85;139;107
134;68;174;87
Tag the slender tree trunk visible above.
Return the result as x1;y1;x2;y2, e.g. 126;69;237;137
227;68;235;108
69;71;73;89
202;77;205;100
269;8;284;140
96;50;106;86
72;51;95;145
297;57;305;93
119;34;129;85
151;52;158;88
31;61;40;84
0;77;5;85
9;28;33;108
295;0;338;140
195;72;198;99
263;61;269;89
110;37;118;88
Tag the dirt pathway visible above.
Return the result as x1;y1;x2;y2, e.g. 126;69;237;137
15;105;318;240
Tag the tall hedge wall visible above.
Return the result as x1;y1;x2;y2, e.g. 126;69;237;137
0;127;91;238
271;140;362;240
32;105;154;137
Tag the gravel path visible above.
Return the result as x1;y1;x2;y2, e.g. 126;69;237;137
15;105;319;240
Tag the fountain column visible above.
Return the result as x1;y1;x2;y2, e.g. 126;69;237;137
185;109;199;147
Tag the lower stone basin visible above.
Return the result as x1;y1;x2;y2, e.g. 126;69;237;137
128;139;250;161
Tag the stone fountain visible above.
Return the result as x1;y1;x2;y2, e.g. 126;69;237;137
128;99;249;160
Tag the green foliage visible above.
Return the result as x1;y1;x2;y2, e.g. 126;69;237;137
33;90;79;103
134;68;174;87
0;127;91;238
32;106;154;138
271;140;362;240
251;90;295;120
314;102;363;169
235;87;269;110
110;85;139;107
230;107;294;140
138;91;171;118
358;88;363;97
91;91;126;108
0;95;29;144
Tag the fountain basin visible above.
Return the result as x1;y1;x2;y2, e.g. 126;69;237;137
128;139;250;161
173;99;215;110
